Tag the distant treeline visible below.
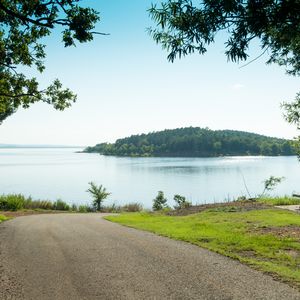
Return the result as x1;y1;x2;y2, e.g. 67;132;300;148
84;127;296;157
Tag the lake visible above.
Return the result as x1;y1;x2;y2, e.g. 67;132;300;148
0;148;299;208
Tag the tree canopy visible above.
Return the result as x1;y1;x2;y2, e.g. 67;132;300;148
84;127;296;157
0;0;102;123
149;0;300;75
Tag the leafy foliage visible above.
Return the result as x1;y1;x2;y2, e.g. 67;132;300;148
0;0;102;123
148;0;300;75
260;176;285;197
122;202;144;212
0;194;70;211
283;93;300;157
173;194;191;209
152;191;168;211
85;127;296;157
53;199;70;211
87;182;111;211
0;194;26;211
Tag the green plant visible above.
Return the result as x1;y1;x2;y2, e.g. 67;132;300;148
260;176;285;198
78;205;88;213
0;194;25;211
0;1;100;123
24;198;54;210
258;196;300;206
0;214;9;223
122;203;143;212
173;194;191;209
87;182;111;211
152;191;168;211
71;204;78;212
53;199;70;211
102;203;121;213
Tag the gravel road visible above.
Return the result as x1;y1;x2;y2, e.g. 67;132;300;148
0;214;300;300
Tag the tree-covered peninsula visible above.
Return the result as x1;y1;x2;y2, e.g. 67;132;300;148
84;127;296;157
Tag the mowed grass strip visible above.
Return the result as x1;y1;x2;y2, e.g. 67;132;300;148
105;209;300;287
258;196;300;206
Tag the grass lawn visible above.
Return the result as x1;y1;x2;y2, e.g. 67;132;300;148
106;207;300;287
258;196;300;206
0;214;9;223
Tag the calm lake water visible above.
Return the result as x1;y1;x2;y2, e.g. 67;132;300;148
0;148;299;208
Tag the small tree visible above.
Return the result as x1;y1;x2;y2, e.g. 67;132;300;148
173;194;191;209
152;191;168;211
260;176;285;198
87;182;111;211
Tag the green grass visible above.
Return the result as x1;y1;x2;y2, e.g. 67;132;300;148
106;209;300;287
0;214;9;223
258;196;300;206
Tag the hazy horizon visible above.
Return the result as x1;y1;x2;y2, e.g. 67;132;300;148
0;125;297;148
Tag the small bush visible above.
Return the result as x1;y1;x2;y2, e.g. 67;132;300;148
87;182;111;211
122;202;143;212
102;203;121;213
78;205;94;213
173;194;191;209
24;198;54;210
0;194;25;211
153;191;168;211
53;199;70;211
71;204;78;212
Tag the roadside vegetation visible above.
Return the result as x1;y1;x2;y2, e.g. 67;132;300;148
106;197;300;287
0;192;144;216
258;197;300;206
0;194;72;212
0;214;9;223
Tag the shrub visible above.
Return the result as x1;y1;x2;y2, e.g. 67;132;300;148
78;205;88;213
102;203;121;213
87;182;111;211
78;205;95;213
152;191;168;211
173;194;191;209
0;194;25;211
24;198;54;210
122;202;143;212
71;204;78;212
53;199;70;211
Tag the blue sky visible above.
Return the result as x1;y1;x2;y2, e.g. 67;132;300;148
0;0;299;146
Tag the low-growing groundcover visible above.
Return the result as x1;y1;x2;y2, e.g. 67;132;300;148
0;215;9;223
106;208;300;287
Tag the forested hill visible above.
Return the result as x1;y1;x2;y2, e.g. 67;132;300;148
84;127;296;157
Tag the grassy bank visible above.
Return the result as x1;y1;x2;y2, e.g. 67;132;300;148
106;202;300;287
0;214;9;223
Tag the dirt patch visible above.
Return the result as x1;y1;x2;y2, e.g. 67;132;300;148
285;249;299;259
237;250;258;259
168;200;269;216
253;225;300;240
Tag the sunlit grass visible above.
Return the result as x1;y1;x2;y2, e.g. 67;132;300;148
258;196;300;206
0;214;9;223
106;209;300;287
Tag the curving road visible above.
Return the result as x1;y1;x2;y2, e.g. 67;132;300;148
1;214;300;300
